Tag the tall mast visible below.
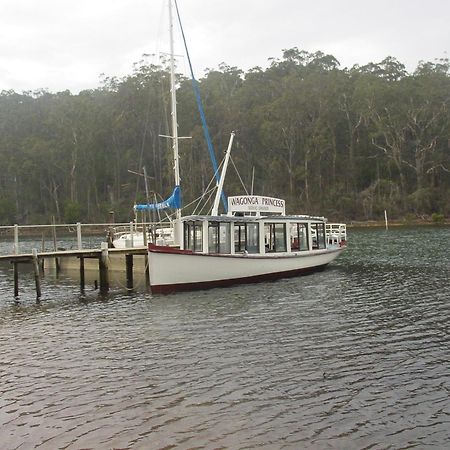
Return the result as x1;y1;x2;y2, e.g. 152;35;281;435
168;0;181;219
211;132;235;216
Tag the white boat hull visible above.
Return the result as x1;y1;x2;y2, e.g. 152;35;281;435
148;245;345;293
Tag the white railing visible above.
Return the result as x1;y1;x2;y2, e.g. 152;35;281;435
0;221;171;256
326;223;347;246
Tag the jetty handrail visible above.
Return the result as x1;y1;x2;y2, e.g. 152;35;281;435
0;221;166;230
0;221;172;256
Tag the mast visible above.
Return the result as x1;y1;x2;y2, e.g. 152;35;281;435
211;132;235;216
168;0;181;219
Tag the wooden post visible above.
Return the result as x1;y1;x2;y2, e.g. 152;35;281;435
13;262;19;298
144;252;150;288
99;242;109;293
32;249;42;300
52;216;60;273
77;222;82;250
129;221;134;247
40;233;45;270
79;256;85;292
52;216;57;250
125;254;133;290
13;224;19;255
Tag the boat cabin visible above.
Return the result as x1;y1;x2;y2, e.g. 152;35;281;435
179;196;346;256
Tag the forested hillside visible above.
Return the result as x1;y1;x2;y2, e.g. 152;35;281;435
0;48;449;224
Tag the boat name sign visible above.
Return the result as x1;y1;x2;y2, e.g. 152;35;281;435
228;195;285;214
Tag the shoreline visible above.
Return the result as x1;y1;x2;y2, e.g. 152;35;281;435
347;219;449;228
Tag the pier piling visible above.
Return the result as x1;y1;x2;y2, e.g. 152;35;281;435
126;254;133;289
13;262;19;298
99;242;109;293
79;256;85;292
1;240;148;299
32;248;42;299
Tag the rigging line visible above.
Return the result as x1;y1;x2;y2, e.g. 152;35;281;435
230;155;249;195
192;186;215;216
192;186;216;215
191;157;226;214
173;0;228;213
188;184;216;208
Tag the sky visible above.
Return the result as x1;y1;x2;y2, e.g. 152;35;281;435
0;0;448;93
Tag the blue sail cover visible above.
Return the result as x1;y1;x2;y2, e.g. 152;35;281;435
134;186;181;211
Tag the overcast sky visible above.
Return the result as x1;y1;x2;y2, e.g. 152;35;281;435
0;0;448;93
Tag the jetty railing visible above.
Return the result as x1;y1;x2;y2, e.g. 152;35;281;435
0;221;165;299
0;221;164;256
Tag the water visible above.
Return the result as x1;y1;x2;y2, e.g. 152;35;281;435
0;227;449;449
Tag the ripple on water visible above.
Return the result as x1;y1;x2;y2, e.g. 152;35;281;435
0;227;449;448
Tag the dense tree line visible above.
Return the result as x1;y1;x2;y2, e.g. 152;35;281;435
0;48;449;224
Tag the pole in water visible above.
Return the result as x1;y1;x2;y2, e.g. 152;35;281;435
99;242;109;294
13;262;19;298
79;256;85;293
384;209;388;230
126;254;133;290
32;248;42;300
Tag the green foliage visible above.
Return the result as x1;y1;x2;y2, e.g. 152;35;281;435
63;201;83;223
0;197;15;224
0;49;449;224
431;213;444;224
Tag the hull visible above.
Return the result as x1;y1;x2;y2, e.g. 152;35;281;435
148;245;345;293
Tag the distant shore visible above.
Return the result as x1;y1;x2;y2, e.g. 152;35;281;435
347;218;449;228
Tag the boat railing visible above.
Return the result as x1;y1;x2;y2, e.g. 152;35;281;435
326;223;347;246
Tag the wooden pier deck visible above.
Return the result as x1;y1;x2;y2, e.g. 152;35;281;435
0;246;147;263
0;245;149;299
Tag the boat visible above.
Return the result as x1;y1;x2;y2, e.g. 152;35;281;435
111;223;173;249
148;207;347;293
125;0;347;292
110;185;179;249
147;131;347;293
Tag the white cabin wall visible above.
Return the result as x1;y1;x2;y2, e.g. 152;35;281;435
202;221;209;254
307;222;313;251
286;221;292;253
230;222;235;255
259;222;266;255
174;219;182;248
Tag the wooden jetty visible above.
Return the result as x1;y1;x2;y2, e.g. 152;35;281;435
0;245;149;299
0;220;164;299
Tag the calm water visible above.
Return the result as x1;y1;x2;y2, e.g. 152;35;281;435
0;227;449;449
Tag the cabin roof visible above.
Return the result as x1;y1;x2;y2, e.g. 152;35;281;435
180;214;327;223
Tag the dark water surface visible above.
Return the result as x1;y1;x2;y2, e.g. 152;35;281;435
1;227;449;449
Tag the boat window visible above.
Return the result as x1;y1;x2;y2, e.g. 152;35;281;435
184;221;203;252
311;223;326;249
208;222;231;254
234;222;259;254
246;223;259;253
264;223;287;253
290;223;309;251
